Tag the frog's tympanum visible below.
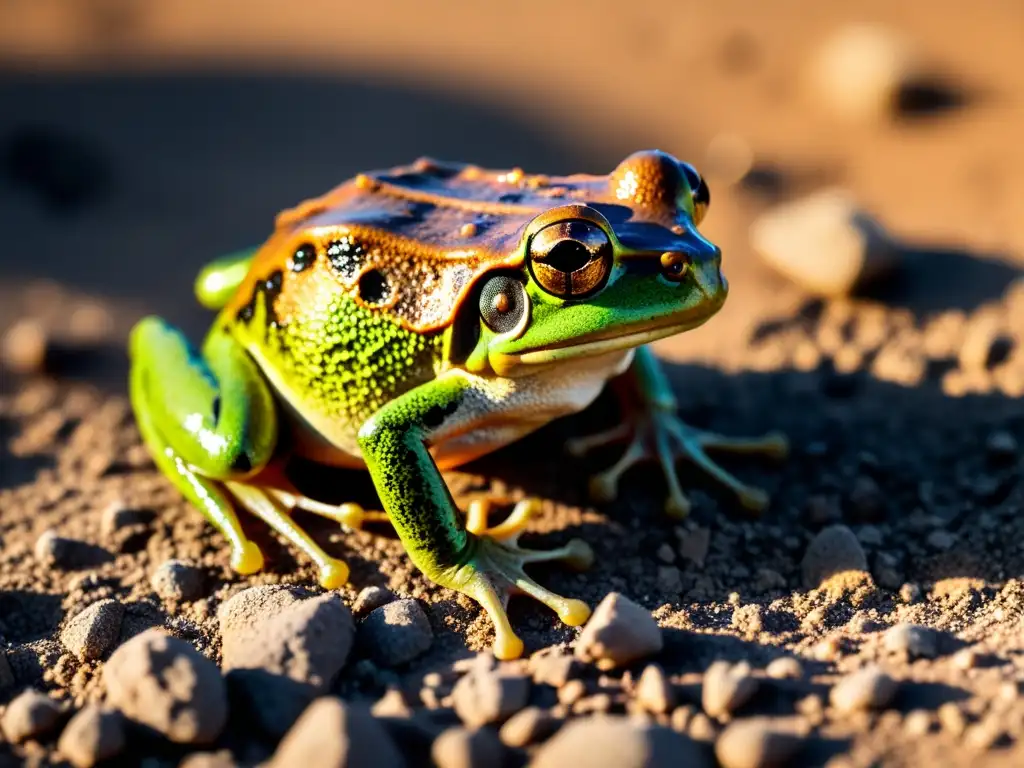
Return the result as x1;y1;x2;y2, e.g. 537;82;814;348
129;150;787;659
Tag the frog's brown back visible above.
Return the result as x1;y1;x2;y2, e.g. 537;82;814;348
229;151;694;334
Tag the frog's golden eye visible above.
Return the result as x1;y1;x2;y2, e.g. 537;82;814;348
528;220;613;299
679;161;710;225
479;274;528;335
660;251;691;282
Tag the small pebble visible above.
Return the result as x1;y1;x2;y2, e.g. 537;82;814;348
903;709;933;737
765;657;804;680
925;529;956;551
358;599;433;667
959;312;1008;371
702;661;759;719
60;599;124;662
499;706;560;747
635;664;675;714
574;592;663;670
99;500;155;537
557;679;587;707
985;430;1018;463
829;666;898;713
2;319;48;374
353;585;396;615
807;23;919;122
0;689;65;743
178;751;238;768
530;648;577;687
451;666;530;728
678;527;711;568
715;717;804;768
104;628;227;744
801;524;868;588
529;715;711;767
267;697;404;768
938;702;967;736
883;623;947;660
431;726;506;768
656;543;676;564
57;705;126;768
952;648;978;670
751;189;898;297
848;476;885;521
150;559;204;601
34;529;105;569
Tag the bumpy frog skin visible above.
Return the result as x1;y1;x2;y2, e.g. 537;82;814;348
129;150;787;659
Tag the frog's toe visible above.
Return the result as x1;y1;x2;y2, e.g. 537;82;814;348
442;534;593;659
231;540;265;575
465;497;542;541
318;558;351;590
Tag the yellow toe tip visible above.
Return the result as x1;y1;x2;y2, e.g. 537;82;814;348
232;541;264;575
564;539;595;571
740;488;770;512
558;599;592;627
764;432;790;459
319;560;351;590
493;632;525;661
664;496;691;520
588;475;617;503
338;503;365;530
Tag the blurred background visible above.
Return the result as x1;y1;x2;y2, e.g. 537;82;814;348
1;0;1021;361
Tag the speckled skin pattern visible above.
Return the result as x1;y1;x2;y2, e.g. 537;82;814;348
128;150;786;658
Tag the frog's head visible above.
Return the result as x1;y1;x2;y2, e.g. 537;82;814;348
459;150;725;377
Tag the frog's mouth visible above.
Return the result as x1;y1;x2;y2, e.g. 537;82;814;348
490;311;716;376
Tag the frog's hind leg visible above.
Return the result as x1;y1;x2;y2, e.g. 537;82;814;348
129;320;266;574
226;484;350;589
567;345;788;519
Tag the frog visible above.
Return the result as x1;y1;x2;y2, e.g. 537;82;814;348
128;149;787;660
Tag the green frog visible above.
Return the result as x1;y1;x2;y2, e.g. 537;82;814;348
128;150;786;659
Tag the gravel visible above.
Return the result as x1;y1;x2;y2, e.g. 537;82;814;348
150;558;205;601
702;661;760;719
635;664;675;714
829;666;899;713
714;718;805;768
103;628;227;744
883;623;950;660
56;705;126;768
267;697;405;768
59;598;124;662
801;524;869;588
574;592;663;670
352;585;396;615
431;726;506;768
498;706;561;747
0;689;65;743
222;592;355;737
451;664;531;728
529;715;712;768
357;598;433;667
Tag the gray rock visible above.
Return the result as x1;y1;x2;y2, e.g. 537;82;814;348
34;530;110;570
99;500;155;537
883;624;950;660
451;665;531;728
224;592;355;738
103;628;227;744
751;189;898;297
574;593;663;670
801;525;868;588
530;715;711;768
764;657;804;680
150;559;204;601
358;598;433;667
218;584;311;663
830;666;898;713
60;599;124;662
702;661;759;719
499;706;561;748
635;664;674;715
267;697;405;768
353;585;396;615
431;726;506;768
57;705;125;768
715;717;805;768
0;689;65;743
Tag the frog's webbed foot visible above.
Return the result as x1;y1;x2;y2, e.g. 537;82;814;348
444;505;594;660
226;483;352;589
567;409;787;519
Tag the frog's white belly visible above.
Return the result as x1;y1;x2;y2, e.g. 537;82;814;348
290;348;634;470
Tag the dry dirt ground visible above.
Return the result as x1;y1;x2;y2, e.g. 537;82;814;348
2;1;1024;766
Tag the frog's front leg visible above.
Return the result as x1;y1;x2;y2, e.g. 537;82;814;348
357;374;593;660
567;346;788;518
129;317;350;588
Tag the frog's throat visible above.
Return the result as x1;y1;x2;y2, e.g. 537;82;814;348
489;314;713;377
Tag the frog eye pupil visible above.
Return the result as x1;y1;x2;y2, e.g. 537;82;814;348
492;292;511;314
544;241;592;275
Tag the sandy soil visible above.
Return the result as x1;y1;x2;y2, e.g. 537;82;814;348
2;1;1024;766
